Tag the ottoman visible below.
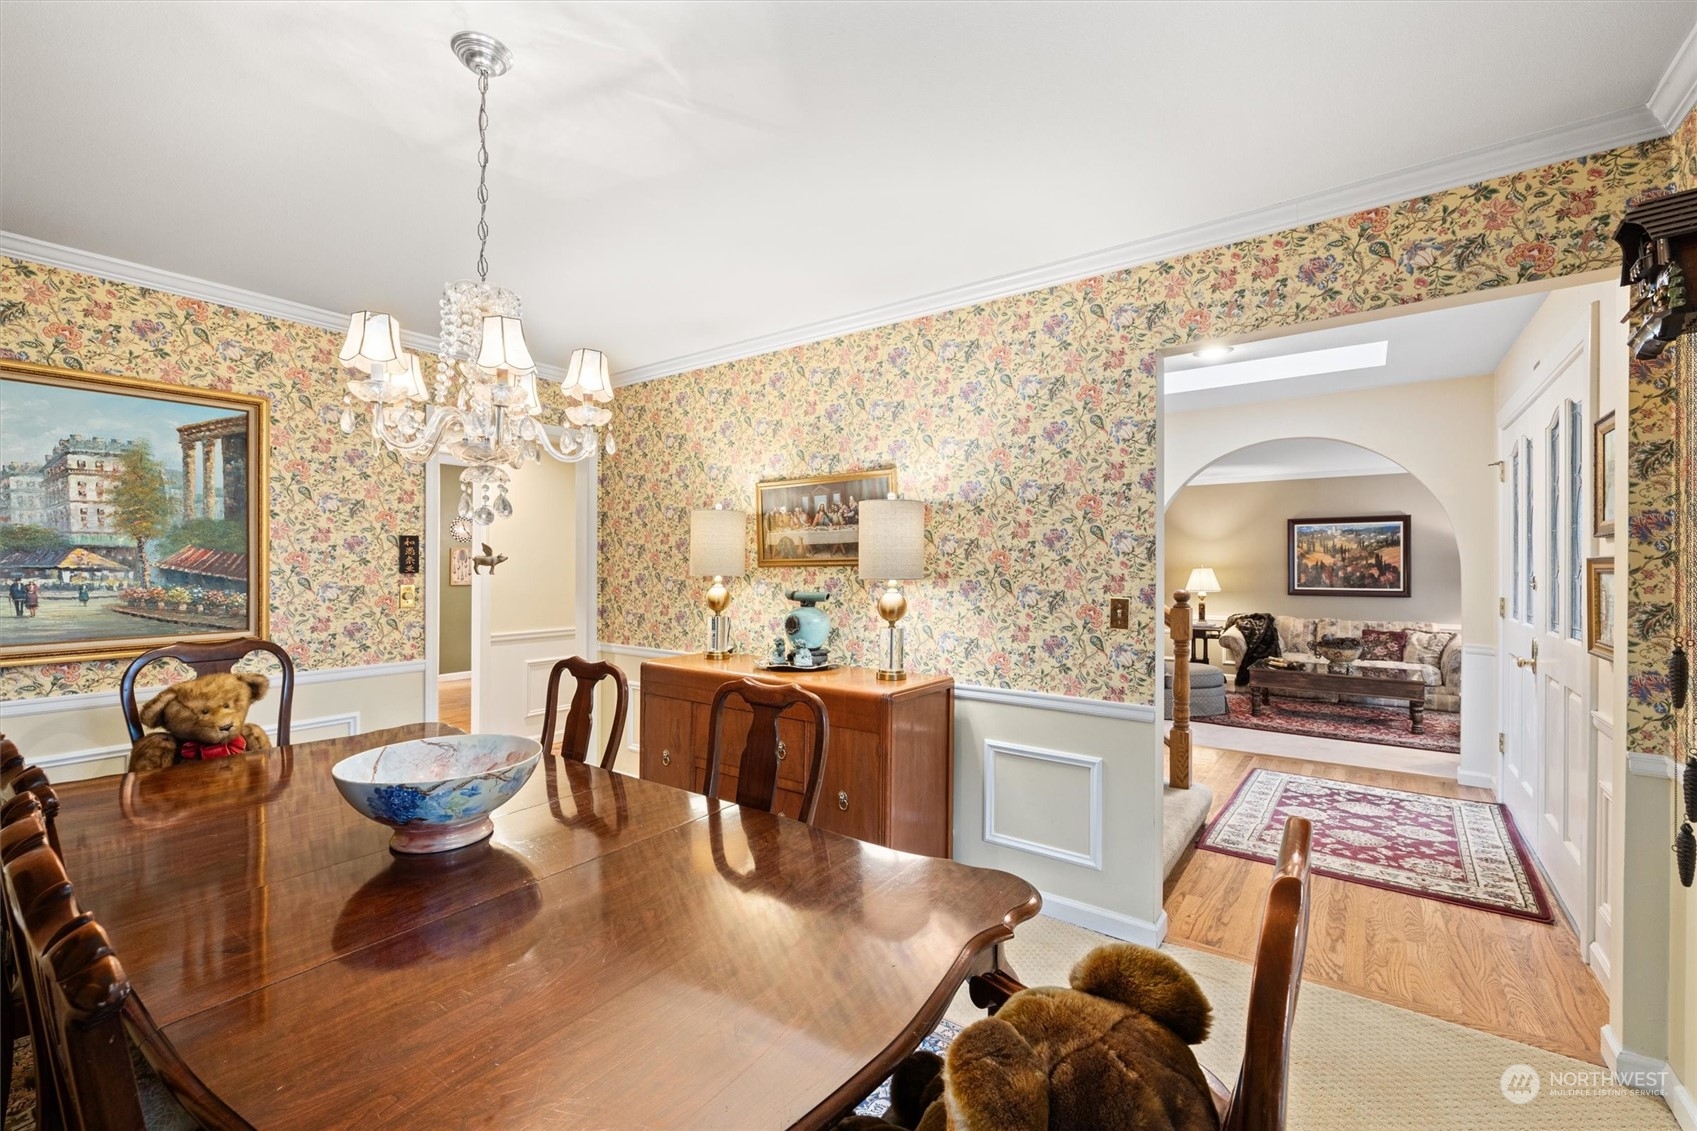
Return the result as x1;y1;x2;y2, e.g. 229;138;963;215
1164;660;1227;719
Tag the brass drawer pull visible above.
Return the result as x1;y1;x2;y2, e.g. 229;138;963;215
661;749;672;766
775;740;787;761
837;791;849;811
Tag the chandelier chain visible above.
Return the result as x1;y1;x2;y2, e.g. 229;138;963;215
475;69;491;283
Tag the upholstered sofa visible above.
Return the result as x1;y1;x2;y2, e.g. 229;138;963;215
1219;615;1462;713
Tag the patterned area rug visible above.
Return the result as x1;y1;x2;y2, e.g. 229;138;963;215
853;1019;961;1118
1201;769;1551;921
1210;688;1460;754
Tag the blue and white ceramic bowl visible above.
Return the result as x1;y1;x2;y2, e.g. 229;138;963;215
332;733;542;854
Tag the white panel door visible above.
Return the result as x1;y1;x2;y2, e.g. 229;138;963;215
1499;327;1593;934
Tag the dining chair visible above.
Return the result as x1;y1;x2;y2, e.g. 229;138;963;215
119;637;297;747
704;677;830;823
1;746;60;1120
4;829;244;1130
965;816;1314;1131
537;655;629;768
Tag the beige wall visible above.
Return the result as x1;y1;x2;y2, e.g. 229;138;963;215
489;458;576;636
1165;472;1460;637
437;464;472;674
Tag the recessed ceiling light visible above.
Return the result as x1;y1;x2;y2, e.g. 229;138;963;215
1163;341;1389;395
1194;344;1234;361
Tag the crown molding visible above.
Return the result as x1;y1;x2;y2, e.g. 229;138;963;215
0;231;572;383
0;97;1675;393
1650;17;1697;132
612;105;1667;387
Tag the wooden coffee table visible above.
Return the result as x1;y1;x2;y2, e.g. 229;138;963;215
1247;662;1428;733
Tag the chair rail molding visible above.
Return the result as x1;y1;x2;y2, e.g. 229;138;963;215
32;711;362;772
0;659;427;718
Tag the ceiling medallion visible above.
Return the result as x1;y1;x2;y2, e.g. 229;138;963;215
337;32;614;524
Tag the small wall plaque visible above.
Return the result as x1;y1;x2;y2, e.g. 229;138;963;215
398;534;421;575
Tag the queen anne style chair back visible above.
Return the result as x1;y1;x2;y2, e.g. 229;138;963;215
1211;816;1313;1131
538;656;629;768
119;637;296;747
704;677;830;823
4;823;249;1131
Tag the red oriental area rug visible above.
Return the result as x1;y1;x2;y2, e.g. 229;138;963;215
1208;688;1461;754
1200;769;1551;921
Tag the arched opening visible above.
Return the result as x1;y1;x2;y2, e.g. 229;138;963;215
1165;437;1469;777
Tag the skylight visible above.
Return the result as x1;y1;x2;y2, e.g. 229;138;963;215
1163;341;1389;394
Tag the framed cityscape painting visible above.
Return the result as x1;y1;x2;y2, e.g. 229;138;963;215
1287;514;1411;598
0;360;269;666
755;467;897;567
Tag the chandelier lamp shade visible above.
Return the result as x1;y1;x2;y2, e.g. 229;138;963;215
690;506;747;659
858;495;926;681
336;32;614;524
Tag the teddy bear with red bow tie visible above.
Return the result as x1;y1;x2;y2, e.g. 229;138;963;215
129;672;273;772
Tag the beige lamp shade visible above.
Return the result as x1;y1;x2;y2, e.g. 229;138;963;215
689;507;746;577
475;315;537;375
338;311;405;373
1185;567;1221;594
564;348;614;403
859;497;925;580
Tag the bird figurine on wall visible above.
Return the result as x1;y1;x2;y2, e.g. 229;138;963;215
472;543;507;574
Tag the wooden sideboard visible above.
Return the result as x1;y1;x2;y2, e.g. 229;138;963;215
639;654;955;858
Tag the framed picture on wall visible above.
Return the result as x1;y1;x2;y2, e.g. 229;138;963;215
755;467;897;567
449;546;474;587
0;359;269;667
1287;514;1411;598
1593;411;1616;538
1586;556;1615;660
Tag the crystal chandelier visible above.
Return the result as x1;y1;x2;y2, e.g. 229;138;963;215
337;31;613;524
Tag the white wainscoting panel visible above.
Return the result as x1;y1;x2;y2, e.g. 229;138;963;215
982;739;1104;869
482;628;576;738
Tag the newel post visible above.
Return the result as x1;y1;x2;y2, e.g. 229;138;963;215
1166;590;1193;789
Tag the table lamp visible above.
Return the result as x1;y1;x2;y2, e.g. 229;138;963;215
690;506;746;658
858;495;925;681
1184;567;1221;621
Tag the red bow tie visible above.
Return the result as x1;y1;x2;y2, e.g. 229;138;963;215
179;735;247;761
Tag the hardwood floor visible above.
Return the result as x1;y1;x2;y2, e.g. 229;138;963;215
438;678;470;732
1165;742;1609;1064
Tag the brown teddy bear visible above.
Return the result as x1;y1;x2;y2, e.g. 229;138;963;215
838;943;1218;1131
129;672;273;772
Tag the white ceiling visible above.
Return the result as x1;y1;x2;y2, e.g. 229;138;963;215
1184;438;1405;489
2;2;1694;382
1162;290;1547;413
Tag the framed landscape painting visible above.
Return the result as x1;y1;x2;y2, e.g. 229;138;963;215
1593;411;1616;538
755;466;897;567
1287;514;1411;598
0;360;269;666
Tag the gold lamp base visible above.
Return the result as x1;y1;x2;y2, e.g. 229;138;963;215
705;580;733;658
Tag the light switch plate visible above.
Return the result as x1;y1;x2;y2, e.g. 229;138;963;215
1109;597;1130;629
399;583;417;610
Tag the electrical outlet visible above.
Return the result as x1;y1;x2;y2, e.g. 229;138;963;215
1109;597;1130;629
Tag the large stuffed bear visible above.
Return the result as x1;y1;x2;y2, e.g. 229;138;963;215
839;944;1218;1131
129;672;273;772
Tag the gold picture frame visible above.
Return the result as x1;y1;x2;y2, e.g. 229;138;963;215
1593;410;1616;538
755;467;897;567
0;360;270;666
1586;556;1615;661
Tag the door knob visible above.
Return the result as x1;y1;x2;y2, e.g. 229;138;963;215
1514;655;1537;673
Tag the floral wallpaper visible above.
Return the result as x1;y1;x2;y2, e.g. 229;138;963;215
602;139;1670;706
0;257;425;698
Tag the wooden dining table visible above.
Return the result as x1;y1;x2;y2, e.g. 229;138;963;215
47;723;1040;1129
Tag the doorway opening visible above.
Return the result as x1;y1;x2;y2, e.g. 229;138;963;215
435;462;473;732
1156;275;1623;1065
